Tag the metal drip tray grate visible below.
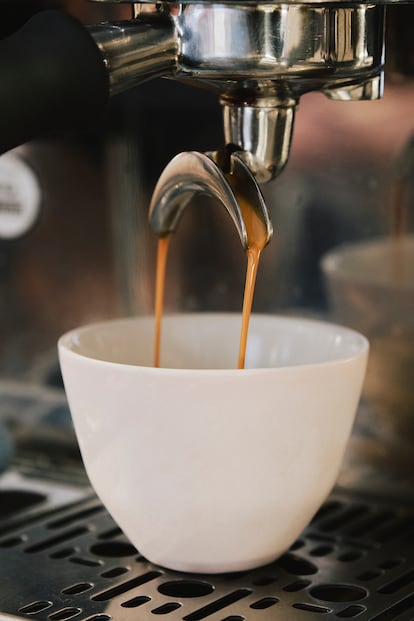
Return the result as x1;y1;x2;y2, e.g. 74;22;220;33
2;479;414;621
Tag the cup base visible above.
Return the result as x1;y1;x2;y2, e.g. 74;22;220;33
142;549;286;575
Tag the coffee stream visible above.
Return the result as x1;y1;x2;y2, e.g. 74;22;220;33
236;196;269;369
153;236;170;369
153;196;268;370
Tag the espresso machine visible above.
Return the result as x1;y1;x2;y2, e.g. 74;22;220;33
0;0;414;619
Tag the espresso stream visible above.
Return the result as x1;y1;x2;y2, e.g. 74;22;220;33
153;197;268;370
153;236;170;369
237;196;269;369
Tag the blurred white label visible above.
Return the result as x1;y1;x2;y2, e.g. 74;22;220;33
0;152;41;239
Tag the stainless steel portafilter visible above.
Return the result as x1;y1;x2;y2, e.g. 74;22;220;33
0;0;388;184
88;0;386;182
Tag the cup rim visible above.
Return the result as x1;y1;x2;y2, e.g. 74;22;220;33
321;234;414;291
58;312;369;375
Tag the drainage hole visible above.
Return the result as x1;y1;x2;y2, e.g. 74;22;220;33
47;506;103;530
122;596;151;608
251;576;277;586
283;580;311;592
311;501;343;524
356;570;382;581
336;605;367;618
370;515;410;544
221;617;244;621
307;534;336;544
290;539;305;551
310;545;333;557
337;552;363;563
222;572;248;581
92;571;162;602
0;535;26;548
48;607;82;620
82;616;111;621
158;580;214;598
250;597;279;610
182;589;251;621
101;566;130;579
0;490;46;518
50;547;77;559
18;601;53;615
61;582;94;595
90;541;137;558
310;584;367;602
25;526;89;554
69;557;102;567
276;553;318;575
98;527;123;540
152;603;182;615
378;559;403;570
319;506;370;533
293;603;331;614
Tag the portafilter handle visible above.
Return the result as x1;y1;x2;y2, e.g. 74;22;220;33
0;8;177;155
0;11;109;154
0;1;387;184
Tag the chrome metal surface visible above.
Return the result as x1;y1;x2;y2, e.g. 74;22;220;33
149;151;273;249
91;0;414;5
174;4;384;83
3;473;414;620
222;96;296;183
88;18;177;95
87;2;385;181
89;3;385;90
324;73;384;101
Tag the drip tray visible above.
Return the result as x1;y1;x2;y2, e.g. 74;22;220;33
2;475;414;621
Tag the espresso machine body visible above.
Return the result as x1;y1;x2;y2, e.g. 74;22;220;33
0;1;414;618
0;0;412;498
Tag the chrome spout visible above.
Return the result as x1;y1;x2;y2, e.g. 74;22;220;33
221;95;297;184
148;150;273;250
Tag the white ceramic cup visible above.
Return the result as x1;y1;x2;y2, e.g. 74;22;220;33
58;313;368;574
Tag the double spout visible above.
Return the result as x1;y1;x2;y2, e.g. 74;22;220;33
148;150;273;248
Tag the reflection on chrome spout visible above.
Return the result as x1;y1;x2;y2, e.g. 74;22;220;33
148;150;273;250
